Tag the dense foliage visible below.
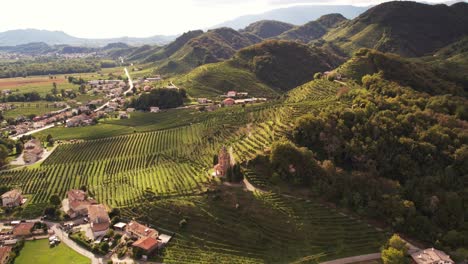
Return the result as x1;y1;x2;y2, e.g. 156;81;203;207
235;40;342;91
291;74;467;249
241;20;294;39
129;88;186;110
337;49;465;96
0;58;101;78
324;1;468;56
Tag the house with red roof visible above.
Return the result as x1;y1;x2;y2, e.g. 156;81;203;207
132;236;159;256
0;246;12;264
88;204;110;238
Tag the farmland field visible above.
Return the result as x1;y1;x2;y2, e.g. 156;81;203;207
15;239;90;264
2;102;68;119
0;79;386;262
0;75;78;96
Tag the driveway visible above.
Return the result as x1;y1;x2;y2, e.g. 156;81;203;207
49;223;105;264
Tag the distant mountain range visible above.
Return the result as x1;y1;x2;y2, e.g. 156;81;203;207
0;29;176;47
213;5;368;29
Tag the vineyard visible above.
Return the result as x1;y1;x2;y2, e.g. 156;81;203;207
121;187;386;264
1;80;346;211
0;79;385;262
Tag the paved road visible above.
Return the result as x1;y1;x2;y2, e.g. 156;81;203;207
94;67;133;113
320;253;381;264
10;124;55;140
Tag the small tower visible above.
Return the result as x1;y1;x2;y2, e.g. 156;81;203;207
214;146;232;176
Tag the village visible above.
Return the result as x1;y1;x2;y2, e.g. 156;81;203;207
0;188;173;263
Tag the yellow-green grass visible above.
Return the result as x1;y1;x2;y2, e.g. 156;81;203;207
176;61;279;99
0;75;79;96
3;102;66;118
15;239;90;264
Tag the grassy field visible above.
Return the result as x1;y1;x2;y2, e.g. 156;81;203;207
2;102;67;119
15;239;90;264
0;75;78;96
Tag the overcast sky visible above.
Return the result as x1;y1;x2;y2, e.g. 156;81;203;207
0;0;460;38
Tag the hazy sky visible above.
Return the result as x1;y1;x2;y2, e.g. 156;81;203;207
0;0;459;38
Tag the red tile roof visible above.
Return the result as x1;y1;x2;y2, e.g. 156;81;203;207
0;246;12;261
132;237;159;252
88;204;110;232
13;222;34;237
127;221;158;238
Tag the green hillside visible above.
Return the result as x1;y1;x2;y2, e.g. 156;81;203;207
336;48;465;96
134;28;259;75
241;20;294;38
176;39;343;97
234;40;343;91
323;1;468;57
176;61;279;98
278;14;347;43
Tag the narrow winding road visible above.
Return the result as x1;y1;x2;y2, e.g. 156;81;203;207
94;67;133;112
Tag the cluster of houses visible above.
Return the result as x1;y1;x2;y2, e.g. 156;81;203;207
2;104;70;136
195;91;267;111
88;80;128;99
133;76;164;93
62;189;171;260
66;111;105;127
114;220;171;259
0;189;50;264
63;189;110;238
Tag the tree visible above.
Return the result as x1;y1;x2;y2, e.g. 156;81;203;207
79;84;87;94
213;155;218;166
382;247;407;264
387;234;408;252
381;234;408;264
15;141;24;154
51;82;58;95
49;194;61;207
46;134;54;146
0;145;9;167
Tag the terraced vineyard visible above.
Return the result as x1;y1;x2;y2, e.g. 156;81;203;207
121;188;386;264
1;80;346;209
0;79;385;262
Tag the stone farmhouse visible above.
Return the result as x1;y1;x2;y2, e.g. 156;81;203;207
22;139;44;164
63;189;97;218
1;189;23;207
88;204;110;238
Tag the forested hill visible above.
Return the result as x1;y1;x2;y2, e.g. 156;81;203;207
240;20;295;39
134;28;260;75
336;49;466;96
323;1;468;57
277;14;347;43
233;40;343;91
176;39;343;97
